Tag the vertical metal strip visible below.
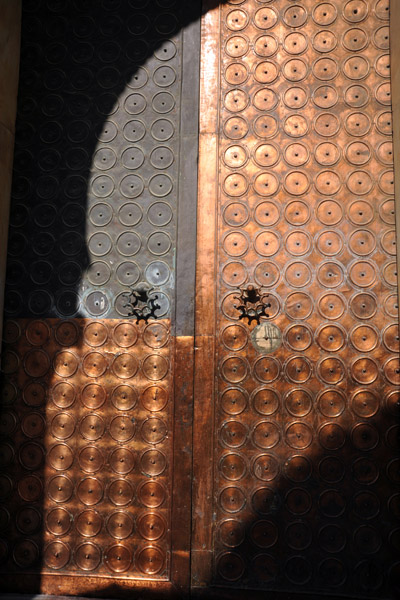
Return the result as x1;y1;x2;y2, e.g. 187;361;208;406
192;1;220;590
390;0;400;303
0;0;21;342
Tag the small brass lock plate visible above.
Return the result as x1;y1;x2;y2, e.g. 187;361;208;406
251;323;282;354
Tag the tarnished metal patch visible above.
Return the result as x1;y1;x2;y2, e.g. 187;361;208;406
250;323;281;354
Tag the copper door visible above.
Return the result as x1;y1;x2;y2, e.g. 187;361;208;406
194;0;400;598
0;1;200;597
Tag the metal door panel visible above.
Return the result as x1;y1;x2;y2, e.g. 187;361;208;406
0;1;200;596
193;0;400;597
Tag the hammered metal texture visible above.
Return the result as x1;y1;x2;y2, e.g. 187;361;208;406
1;318;171;579
214;0;399;595
4;0;182;320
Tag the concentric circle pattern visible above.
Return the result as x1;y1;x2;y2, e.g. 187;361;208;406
4;2;180;320
214;0;398;595
0;318;171;578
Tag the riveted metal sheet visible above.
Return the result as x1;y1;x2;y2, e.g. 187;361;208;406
0;0;200;595
3;0;192;321
1;318;172;579
199;0;400;597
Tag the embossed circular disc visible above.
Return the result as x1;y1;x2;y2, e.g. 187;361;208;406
21;412;45;438
226;9;248;31
137;512;166;541
250;520;278;549
318;357;345;384
83;322;108;347
225;35;249;58
319;456;345;483
381;229;396;256
284;171;310;195
24;349;50;377
317;262;344;288
74;542;101;571
315;142;340;166
220;453;246;481
112;323;137;348
138;481;166;508
251;487;278;515
53;350;78;377
313;29;337;52
352;357;379;384
315;113;340;137
254;34;278;57
352;423;379;450
137;546;165;575
283;456;312;485
81;352;107;377
254;203;279;229
55;320;79;346
16;506;41;534
283;59;308;83
285;489;312;516
283;32;308;55
254;231;280;256
111;353;138;379
319;423;346;450
350;293;377;319
249;389;278;417
106;511;134;540
284;142;309;166
48;475;73;503
284;389;312;417
316;324;346;352
254;7;278;29
43;541;69;570
224;116;248;139
283;114;308;137
316;231;343;257
317;199;343;226
140;449;166;476
80;383;106;410
284;324;312;351
219;519;245;547
26;320;50;346
224;145;248;168
77;477;104;506
350;324;379;352
253;356;280;383
79;414;105;441
219;486;245;514
18;475;43;502
253;115;278;139
75;510;102;537
221;388;247;416
284;292;313;320
286;422;313;449
79;446;104;473
51;412;75;440
252;422;280;450
285;262;312;288
141;418;167;444
252;454;280;482
349;260;377;287
285;231;311;256
313;85;338;108
109;479;134;507
351;389;379;418
318;389;346;417
224;65;248;86
223;202;249;227
142;354;169;381
47;443;73;470
383;323;400;352
252;88;279;111
46;507;72;536
220;420;248;448
285;200;310;225
221;325;248;351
